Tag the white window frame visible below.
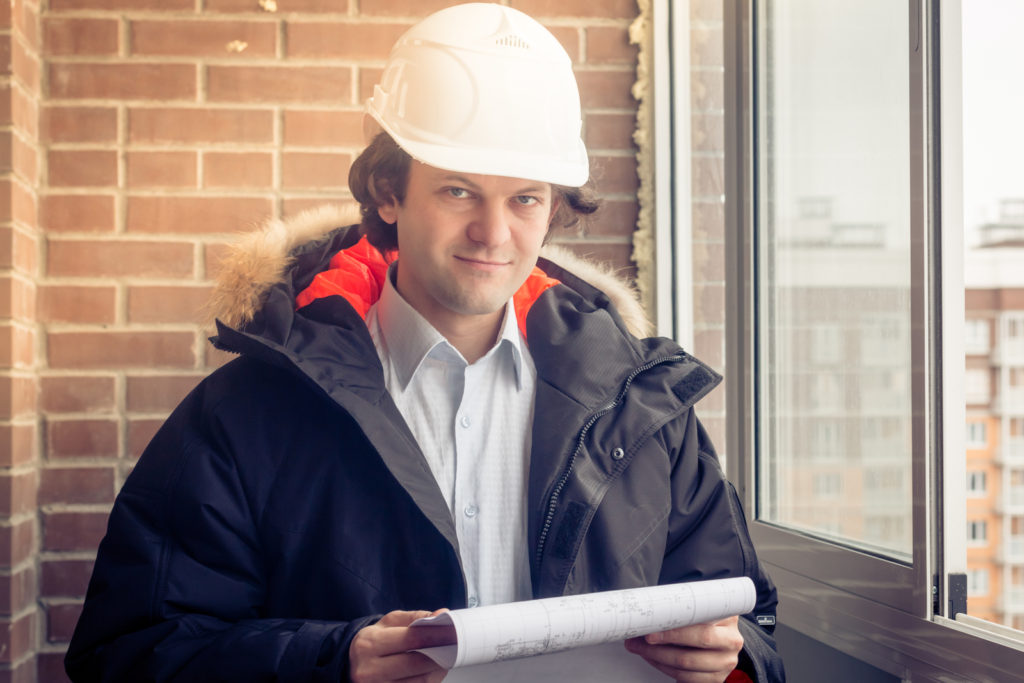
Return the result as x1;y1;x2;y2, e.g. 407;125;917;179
965;420;987;448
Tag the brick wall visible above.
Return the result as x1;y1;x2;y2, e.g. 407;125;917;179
4;1;643;680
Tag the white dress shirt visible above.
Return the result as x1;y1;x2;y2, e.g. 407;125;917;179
365;266;535;607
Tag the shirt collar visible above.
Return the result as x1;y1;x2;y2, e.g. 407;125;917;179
375;263;526;391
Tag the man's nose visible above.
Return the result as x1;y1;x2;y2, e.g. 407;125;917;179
466;200;512;247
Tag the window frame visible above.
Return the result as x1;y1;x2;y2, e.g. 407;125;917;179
714;0;1024;678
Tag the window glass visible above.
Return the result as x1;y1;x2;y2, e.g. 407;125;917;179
966;471;987;497
755;0;912;560
962;0;1024;632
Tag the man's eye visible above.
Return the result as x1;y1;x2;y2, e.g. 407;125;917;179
515;195;539;206
447;187;470;198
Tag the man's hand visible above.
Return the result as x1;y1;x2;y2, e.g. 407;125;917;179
624;615;744;683
349;610;455;683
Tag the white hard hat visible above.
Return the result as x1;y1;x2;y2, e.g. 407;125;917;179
365;2;589;187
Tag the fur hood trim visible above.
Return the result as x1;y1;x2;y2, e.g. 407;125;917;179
209;204;651;337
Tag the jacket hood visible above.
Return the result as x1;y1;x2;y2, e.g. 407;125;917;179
208;204;652;337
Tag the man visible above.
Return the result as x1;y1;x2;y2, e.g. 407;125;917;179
66;4;784;682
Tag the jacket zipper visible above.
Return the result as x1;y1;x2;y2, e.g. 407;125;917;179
534;352;688;568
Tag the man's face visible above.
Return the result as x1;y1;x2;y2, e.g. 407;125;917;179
379;161;554;331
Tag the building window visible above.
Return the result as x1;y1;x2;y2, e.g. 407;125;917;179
966;421;988;448
968;569;990;597
968;520;988;546
965;369;991;405
966;471;987;497
965;319;990;355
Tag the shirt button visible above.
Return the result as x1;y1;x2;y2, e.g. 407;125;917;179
459;415;471;428
468;596;479;607
464;503;478;518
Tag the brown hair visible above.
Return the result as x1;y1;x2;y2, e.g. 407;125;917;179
348;132;601;253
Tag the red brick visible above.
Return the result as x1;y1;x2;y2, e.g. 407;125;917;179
42;106;117;143
48;332;196;370
8;225;37;274
44;17;119;56
13;0;40;53
126;374;202;412
47;602;83;644
207;65;351;104
49;63;196;100
0;567;34;614
590;155;638;195
44;510;108;552
0;325;35;369
0;425;35;468
358;66;383;103
50;0;191;9
48;149;117;188
11;178;39;229
0;182;11;225
283;110;364;147
0;275;34;320
0;470;37;516
358;0;470;16
0;376;35;421
128;418;163;460
11;38;41;96
586;26;637;64
128;285;213;324
282;152;350;190
206;0;350;11
286;22;409;59
38;285;116;325
47;239;194;278
576;69;637;110
508;0;637;19
130;107;274;144
11;85;38;139
126;196;273;234
41;559;94;598
38;652;73;683
203;241;232;280
203;152;273;188
40;194;116;233
126;151;198;189
0;610;34;663
46;418;118;458
40;375;116;414
0;519;34;566
585;199;638;238
131;19;277;58
11;138;38;186
40;466;116;505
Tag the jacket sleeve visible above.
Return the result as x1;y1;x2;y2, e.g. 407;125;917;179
64;390;373;683
660;410;786;683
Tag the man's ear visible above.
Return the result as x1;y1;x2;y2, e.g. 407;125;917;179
378;198;398;225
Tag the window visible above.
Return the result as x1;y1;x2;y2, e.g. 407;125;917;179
753;0;913;562
968;569;989;597
966;421;987;448
965;369;990;405
965;319;990;355
966;471;987;497
968;520;988;546
702;0;1024;678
